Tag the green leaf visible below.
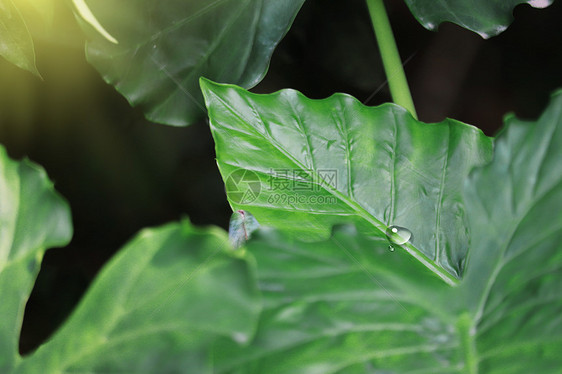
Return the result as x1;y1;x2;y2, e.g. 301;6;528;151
213;90;562;373
215;225;456;373
201;78;492;280
461;89;562;372
404;0;554;38
0;145;72;371
79;0;305;126
0;0;40;76
15;220;261;374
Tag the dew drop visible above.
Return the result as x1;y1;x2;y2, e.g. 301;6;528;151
388;245;395;252
385;225;412;245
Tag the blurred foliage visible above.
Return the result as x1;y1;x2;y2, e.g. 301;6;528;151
78;0;306;126
404;0;555;38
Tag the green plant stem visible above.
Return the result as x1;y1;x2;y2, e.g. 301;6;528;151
457;313;479;374
366;0;418;119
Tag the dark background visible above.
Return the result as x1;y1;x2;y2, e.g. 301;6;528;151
0;0;560;354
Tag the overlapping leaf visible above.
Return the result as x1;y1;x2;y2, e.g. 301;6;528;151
404;0;554;38
201;79;492;279
78;0;305;126
0;145;72;372
14;220;260;373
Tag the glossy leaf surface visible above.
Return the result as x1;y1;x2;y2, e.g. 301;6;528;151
201;79;493;279
0;0;40;75
0;145;72;371
79;0;305;126
14;220;260;373
404;0;554;38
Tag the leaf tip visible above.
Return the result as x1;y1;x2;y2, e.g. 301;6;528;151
73;0;119;44
199;76;218;94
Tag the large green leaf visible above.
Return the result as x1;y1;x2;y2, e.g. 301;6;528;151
78;0;305;126
404;0;554;38
0;0;40;76
215;225;457;373
211;91;562;372
461;89;562;372
201;78;492;280
0;145;72;372
14;220;261;373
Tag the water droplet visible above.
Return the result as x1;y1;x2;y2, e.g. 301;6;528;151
388;245;395;252
385;225;412;245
